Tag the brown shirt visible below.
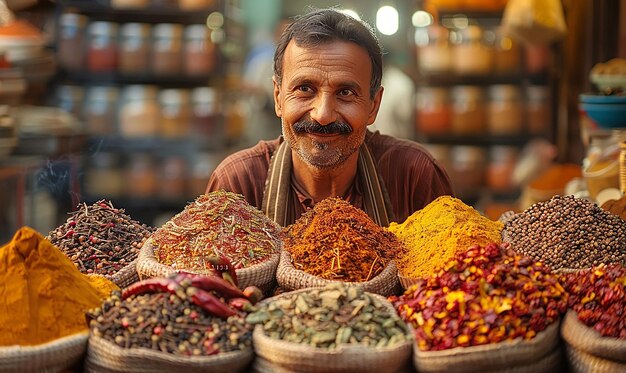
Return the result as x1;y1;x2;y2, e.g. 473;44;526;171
206;130;454;224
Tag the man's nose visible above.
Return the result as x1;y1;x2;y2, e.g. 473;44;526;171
310;93;337;126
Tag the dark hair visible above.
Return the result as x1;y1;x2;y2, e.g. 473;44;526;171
273;8;383;99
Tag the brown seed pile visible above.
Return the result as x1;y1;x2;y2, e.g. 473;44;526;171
47;200;154;276
89;290;253;356
503;195;626;270
601;195;626;220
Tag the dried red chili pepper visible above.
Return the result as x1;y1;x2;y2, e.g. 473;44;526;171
172;272;245;299
186;287;240;319
122;278;182;300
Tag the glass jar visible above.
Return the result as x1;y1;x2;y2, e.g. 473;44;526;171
85;152;124;197
493;27;521;74
184;24;216;76
118;85;160;138
158;155;188;198
84;86;119;135
451;85;485;135
415;87;450;135
159;88;191;138
126;153;157;198
58;13;87;71
486;145;518;191
524;45;550;74
452;25;493;75
191;87;221;139
487;85;524;135
55;85;84;120
151;23;183;76
526;85;551;136
119;23;151;75
86;21;118;72
450;145;486;198
110;0;149;8
415;25;452;74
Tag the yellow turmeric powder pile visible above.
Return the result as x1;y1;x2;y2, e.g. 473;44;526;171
0;226;118;346
389;196;503;279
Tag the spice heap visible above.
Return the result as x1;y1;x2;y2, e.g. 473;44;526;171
47;200;154;276
89;272;261;356
284;197;403;282
601;195;626;220
152;191;283;271
390;242;567;351
0;227;118;346
389;195;503;279
562;264;625;339
247;282;409;348
503;195;626;270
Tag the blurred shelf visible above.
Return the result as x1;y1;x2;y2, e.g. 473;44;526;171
57;0;221;23
416;133;536;146
87;136;225;152
414;71;549;86
55;69;221;87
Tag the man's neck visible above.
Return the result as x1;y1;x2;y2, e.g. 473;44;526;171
291;151;359;204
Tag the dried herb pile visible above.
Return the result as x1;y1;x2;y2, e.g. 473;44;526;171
246;282;409;348
284;197;404;282
562;264;625;339
152;191;283;271
47;200;154;276
391;242;568;351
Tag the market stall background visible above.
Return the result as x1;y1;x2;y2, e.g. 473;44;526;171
0;0;624;243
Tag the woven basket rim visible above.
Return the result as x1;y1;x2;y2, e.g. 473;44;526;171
0;331;89;352
561;309;626;362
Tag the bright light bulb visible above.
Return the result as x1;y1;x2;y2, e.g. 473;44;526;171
376;6;399;36
412;10;433;28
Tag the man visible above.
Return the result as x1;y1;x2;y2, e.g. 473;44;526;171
206;8;453;227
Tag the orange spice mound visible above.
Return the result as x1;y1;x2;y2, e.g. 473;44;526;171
284;197;404;282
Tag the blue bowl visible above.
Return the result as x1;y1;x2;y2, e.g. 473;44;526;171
579;93;626;104
579;102;626;128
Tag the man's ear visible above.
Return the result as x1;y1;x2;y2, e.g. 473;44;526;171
273;75;282;117
367;86;384;125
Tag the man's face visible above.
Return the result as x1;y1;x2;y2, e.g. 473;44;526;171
273;39;383;169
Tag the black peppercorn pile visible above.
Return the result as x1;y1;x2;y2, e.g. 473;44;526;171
47;200;154;276
503;195;626;271
89;290;253;356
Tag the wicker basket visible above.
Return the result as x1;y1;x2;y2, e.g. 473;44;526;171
565;345;626;373
0;331;88;373
108;260;140;289
413;320;561;373
275;249;400;296
135;238;279;292
85;334;253;373
251;288;413;373
561;310;626;363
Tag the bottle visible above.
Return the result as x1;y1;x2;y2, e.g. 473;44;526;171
183;24;216;76
86;21;118;72
118;85;160;138
84;86;119;135
450;85;485;135
119;23;151;75
415;87;450;135
58;13;87;71
415;25;452;74
151;23;183;76
452;25;493;75
159;88;191;138
487;85;523;135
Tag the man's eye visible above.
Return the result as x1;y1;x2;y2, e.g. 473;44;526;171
297;86;312;93
339;89;354;97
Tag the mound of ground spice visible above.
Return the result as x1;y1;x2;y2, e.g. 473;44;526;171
284;197;404;282
152;190;283;270
389;196;503;279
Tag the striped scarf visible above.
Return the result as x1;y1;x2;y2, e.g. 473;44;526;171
262;140;394;227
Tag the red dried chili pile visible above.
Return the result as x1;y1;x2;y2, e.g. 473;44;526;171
152;191;283;271
562;264;626;339
390;242;568;351
284;197;404;282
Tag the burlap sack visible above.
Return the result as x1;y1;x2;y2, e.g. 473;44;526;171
276;250;400;296
565;345;626;373
135;238;279;292
561;309;626;363
108;260;140;289
85;334;253;373
0;331;88;373
252;288;413;373
413;320;561;373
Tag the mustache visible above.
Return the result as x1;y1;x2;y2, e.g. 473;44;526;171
293;119;352;135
